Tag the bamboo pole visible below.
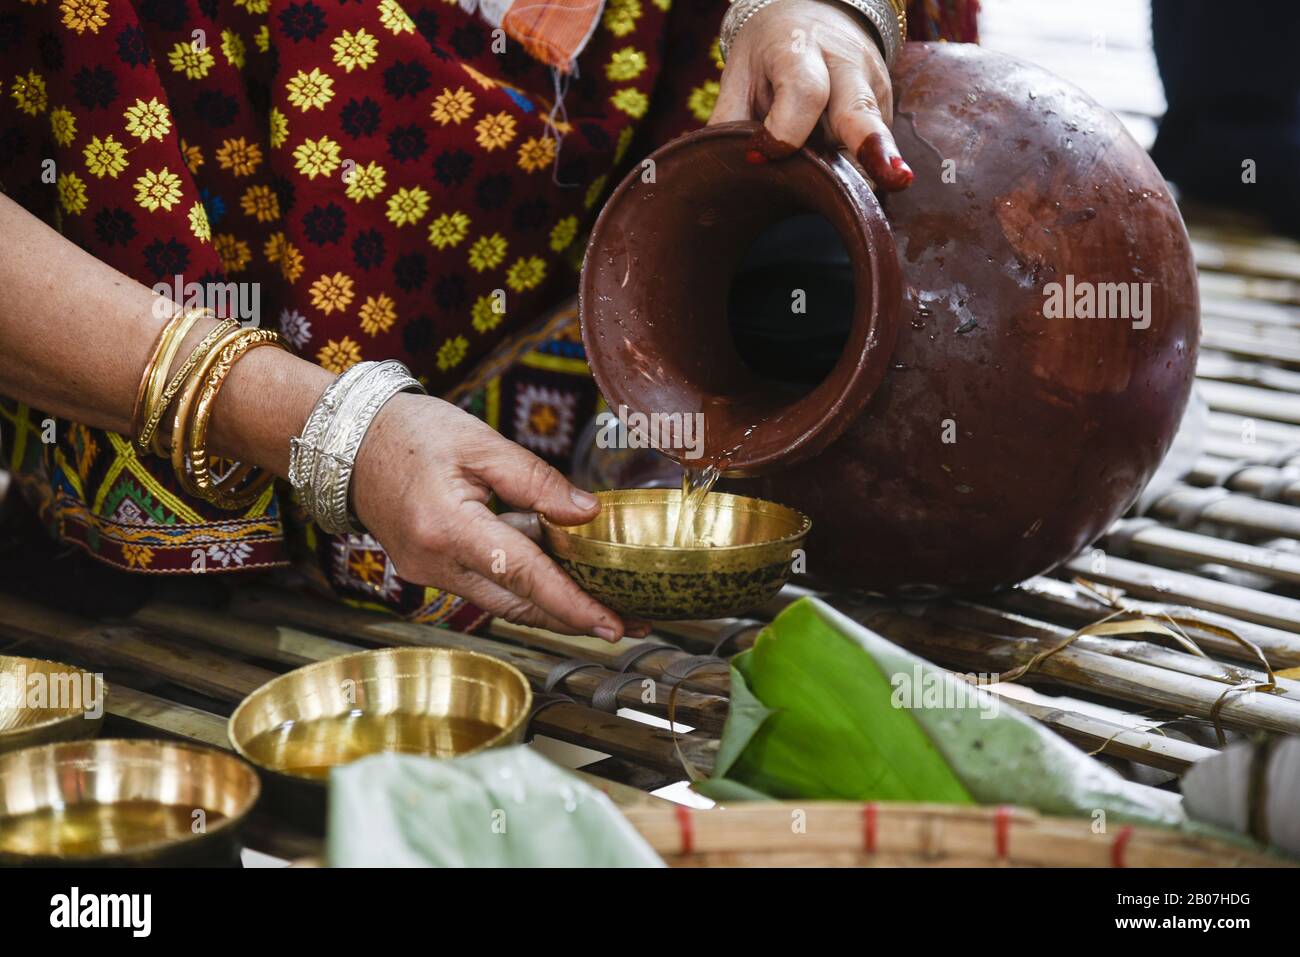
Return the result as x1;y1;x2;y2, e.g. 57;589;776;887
486;619;730;697
1199;378;1300;424
221;589;730;734
1101;517;1300;587
1145;483;1300;538
833;603;1300;735
0;592;714;779
991;577;1300;669
1061;553;1300;636
1198;351;1300;392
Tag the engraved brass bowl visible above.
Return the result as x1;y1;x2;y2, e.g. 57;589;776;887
229;647;532;828
0;655;105;755
540;489;811;620
0;738;260;866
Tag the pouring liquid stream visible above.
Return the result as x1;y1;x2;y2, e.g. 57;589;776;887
670;420;757;547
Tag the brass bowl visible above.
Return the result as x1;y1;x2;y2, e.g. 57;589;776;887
540;489;811;620
0;655;105;755
0;738;260;866
229;647;532;827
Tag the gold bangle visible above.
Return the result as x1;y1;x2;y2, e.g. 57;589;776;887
132;309;190;453
138;316;238;456
170;326;287;509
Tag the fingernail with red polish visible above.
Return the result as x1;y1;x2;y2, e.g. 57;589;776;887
746;127;799;164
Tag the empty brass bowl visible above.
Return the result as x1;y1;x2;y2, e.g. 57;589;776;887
229;647;532;797
0;655;105;755
540;489;811;620
0;738;260;866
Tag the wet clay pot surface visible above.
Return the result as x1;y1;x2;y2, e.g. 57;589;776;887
580;43;1199;596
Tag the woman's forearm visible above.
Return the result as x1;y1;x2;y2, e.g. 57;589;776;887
0;193;331;476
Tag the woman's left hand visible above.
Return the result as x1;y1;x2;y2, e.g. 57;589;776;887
710;0;914;191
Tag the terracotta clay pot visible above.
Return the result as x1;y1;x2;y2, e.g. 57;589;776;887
580;43;1199;596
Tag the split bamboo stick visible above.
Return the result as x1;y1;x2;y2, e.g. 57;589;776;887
1101;517;1300;587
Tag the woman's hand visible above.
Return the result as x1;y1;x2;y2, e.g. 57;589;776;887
351;392;644;641
710;0;913;190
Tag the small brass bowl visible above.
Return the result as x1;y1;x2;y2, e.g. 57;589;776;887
540;489;811;620
0;655;105;755
0;738;260;866
229;647;532;827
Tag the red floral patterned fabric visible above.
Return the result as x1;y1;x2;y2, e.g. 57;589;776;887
0;0;973;626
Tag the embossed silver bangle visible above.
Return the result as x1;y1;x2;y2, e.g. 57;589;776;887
719;0;785;63
834;0;902;66
290;360;425;535
289;360;376;522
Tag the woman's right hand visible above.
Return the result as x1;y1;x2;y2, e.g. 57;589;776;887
351;391;642;641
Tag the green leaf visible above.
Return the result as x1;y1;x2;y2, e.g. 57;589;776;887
713;598;973;803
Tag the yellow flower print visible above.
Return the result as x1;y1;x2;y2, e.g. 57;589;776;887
344;161;386;201
280;244;305;283
83;134;128;178
474;111;516;152
427;211;470;249
358;294;397;336
436;336;469;372
213;234;252;273
292;135;341;179
309;272;356;316
286;67;334;111
584;174;608;210
123;97;171;142
688;81;719;123
652;0;671;9
235;0;269;14
180;138;204;174
50;107;77;147
254;25;270;53
188;202;211;242
61;0;109;34
431;86;474;125
709;37;723;69
611;87;648;119
603;0;642;37
269;107;288;149
317;336;363;373
11;72;47;116
471;294;504;334
606;47;646;81
134;167;184;213
516;135;555;173
215;137;263;176
549;216;578;252
57;172;87;215
506;256;547;293
385;186;429;226
240;184;280;223
168;41;216;80
467;233;507;272
121;543;154;569
221;30;246;69
264;231;288;263
331;28;377;72
378;0;415;35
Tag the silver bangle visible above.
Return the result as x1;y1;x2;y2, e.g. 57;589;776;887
290;359;425;535
719;0;784;63
833;0;901;66
289;360;374;522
